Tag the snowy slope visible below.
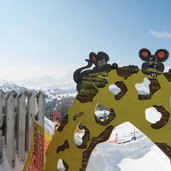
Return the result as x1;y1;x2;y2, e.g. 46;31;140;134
41;87;77;101
86;122;170;171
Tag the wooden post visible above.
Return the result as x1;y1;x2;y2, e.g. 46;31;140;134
37;92;45;128
36;91;45;169
26;93;35;151
0;90;5;163
18;92;27;161
6;91;17;167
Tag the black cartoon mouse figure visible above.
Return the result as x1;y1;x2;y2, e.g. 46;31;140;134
73;51;118;91
89;52;112;72
139;48;169;77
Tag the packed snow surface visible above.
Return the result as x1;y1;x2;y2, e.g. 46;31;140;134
86;122;170;171
0;148;25;171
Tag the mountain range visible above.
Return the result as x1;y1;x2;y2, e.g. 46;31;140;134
14;74;76;89
0;77;77;100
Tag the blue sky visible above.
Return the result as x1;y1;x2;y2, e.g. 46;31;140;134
0;0;171;81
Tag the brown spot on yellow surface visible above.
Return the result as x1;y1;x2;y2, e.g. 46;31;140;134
138;79;160;100
57;140;69;154
80;126;114;171
151;105;170;129
57;115;68;132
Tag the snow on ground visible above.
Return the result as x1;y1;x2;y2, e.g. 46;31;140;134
94;110;110;121
135;78;150;95
57;159;66;171
45;92;77;102
44;116;55;135
0;147;26;171
74;131;85;146
145;107;162;124
107;122;141;142
74;123;85;146
109;84;121;95
118;145;170;171
86;122;170;171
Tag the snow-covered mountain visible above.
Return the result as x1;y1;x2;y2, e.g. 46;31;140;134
40;87;77;101
0;79;29;94
0;79;77;100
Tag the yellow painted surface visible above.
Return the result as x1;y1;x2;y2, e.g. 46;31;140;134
44;69;171;171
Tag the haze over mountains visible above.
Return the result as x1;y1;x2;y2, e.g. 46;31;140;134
14;69;76;89
14;75;76;89
0;74;77;101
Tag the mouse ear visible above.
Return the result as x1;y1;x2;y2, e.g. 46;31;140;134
97;52;109;62
89;52;97;62
155;49;169;62
139;48;151;61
